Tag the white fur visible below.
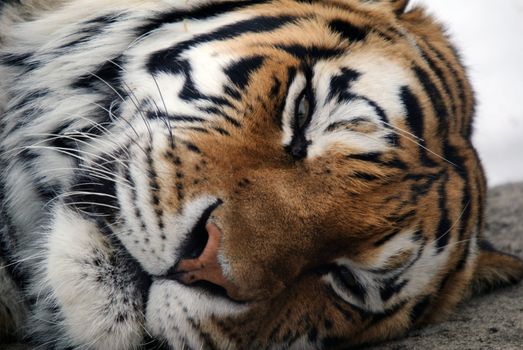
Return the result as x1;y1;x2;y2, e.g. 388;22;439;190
47;206;144;349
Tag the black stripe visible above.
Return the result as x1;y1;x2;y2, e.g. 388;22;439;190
142;335;171;350
386;210;417;226
178;126;210;134
410;295;431;324
474;150;486;234
5;89;50;115
380;278;408;301
224;86;242;100
400;85;438;167
442;142;471;241
351;171;380;181
198;106;242;127
332;266;367;301
417;46;455;116
0;178;31;288
383;157;408;170
346;152;381;162
123;159;149;233
334;93;390;125
225;55;265;90
57;25;105;50
321;337;348;349
326;68;389;123
275;44;344;59
328;67;360;101
269;75;282;98
424;41;470;134
184;142;202;154
34;181;61;203
401;85;424;138
0;52;39;71
136;0;270;36
72;57;124;92
147;15;295;75
369;300;408;325
331;299;354;322
328;19;368;42
435;173;452;253
65;165;119;221
455;237;472;271
146;145;165;232
153;58;235;108
147;111;206;123
347;153;408;170
413;66;448;137
48;115;113;157
373;229;401;247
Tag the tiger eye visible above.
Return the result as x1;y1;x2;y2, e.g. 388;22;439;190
296;95;310;129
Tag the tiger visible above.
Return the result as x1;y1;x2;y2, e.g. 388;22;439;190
0;0;522;349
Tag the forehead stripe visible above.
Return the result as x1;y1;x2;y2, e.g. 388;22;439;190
147;15;296;75
136;0;271;36
224;56;265;90
328;19;368;42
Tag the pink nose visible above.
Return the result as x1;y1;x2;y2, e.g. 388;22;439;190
175;222;242;300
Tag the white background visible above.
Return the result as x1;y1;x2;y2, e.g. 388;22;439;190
411;0;523;186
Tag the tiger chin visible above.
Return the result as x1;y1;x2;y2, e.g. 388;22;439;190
0;0;521;349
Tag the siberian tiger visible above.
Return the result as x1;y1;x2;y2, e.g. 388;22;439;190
0;0;522;349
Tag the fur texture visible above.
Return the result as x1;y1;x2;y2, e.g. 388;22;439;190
1;0;522;349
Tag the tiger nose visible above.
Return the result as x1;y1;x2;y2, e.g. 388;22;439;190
174;222;242;300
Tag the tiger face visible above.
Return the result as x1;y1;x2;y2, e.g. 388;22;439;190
0;0;522;349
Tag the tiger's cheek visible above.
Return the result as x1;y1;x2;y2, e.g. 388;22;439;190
47;206;145;349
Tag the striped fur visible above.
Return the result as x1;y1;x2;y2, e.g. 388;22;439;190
1;0;522;348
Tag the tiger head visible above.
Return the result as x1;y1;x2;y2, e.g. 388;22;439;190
3;0;522;349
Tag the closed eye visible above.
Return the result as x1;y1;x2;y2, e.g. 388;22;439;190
294;89;312;130
315;264;367;302
330;265;367;301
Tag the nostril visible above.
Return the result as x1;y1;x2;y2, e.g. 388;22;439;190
179;199;223;260
173;222;244;301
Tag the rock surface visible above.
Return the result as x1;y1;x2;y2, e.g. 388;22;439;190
2;183;523;349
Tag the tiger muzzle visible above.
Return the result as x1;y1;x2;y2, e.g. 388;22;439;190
173;222;244;301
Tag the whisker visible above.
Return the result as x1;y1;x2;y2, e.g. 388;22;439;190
17;133;128;168
56;191;118;201
151;73;175;147
63;201;120;211
357;130;460;169
76;67;149;156
0;252;47;271
433;200;472;246
18;144;122;174
120;80;154;141
381;120;424;142
106;59;154;140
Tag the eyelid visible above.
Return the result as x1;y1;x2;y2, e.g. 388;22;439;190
294;90;310;128
328;265;367;302
293;88;313;130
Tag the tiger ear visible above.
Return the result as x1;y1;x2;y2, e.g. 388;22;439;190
388;0;410;15
368;0;410;15
469;240;523;296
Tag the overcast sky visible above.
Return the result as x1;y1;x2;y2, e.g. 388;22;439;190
411;0;523;186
